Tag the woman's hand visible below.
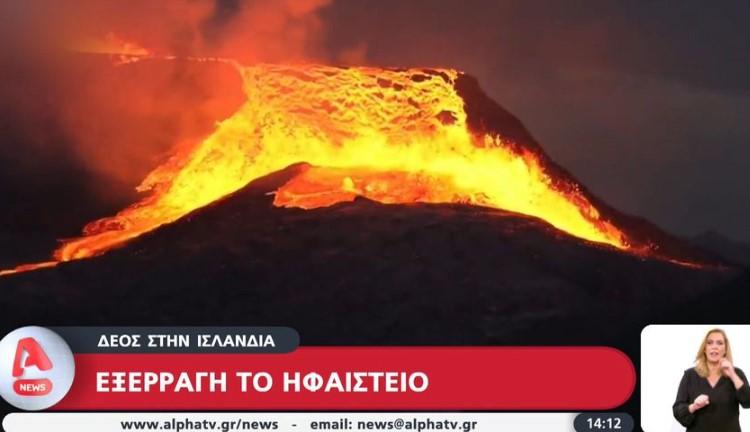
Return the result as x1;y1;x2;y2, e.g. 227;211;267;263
721;358;737;378
722;359;747;389
689;394;710;413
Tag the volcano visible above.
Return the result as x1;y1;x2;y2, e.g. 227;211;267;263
0;162;737;343
0;59;722;274
0;56;738;342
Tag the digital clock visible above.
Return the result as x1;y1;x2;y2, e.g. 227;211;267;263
574;413;634;432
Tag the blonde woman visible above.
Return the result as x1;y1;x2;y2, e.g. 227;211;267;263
673;328;750;431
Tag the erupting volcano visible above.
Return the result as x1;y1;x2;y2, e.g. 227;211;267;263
0;47;719;276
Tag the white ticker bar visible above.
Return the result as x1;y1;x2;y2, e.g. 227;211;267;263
3;412;577;432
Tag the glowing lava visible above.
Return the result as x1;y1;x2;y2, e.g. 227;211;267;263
2;60;649;276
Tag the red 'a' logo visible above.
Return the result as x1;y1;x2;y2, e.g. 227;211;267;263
12;337;54;396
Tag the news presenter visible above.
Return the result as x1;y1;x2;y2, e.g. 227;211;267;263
673;328;750;431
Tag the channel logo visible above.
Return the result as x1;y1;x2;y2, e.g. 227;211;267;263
0;327;75;411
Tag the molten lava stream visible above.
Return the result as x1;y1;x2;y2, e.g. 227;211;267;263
0;262;58;277
1;62;644;277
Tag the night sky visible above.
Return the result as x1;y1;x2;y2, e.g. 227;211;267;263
1;0;748;245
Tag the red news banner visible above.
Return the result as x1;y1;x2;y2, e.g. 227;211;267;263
10;327;637;411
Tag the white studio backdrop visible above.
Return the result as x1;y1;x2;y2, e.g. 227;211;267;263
642;325;750;432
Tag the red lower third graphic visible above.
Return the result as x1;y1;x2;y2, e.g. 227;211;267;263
52;347;635;410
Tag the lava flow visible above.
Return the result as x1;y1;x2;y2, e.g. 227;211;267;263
2;54;685;277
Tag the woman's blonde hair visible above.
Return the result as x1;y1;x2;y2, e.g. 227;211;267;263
695;328;733;377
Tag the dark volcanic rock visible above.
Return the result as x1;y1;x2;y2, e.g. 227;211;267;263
455;74;721;267
0;164;736;344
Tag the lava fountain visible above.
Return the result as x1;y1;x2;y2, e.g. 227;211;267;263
2;50;700;276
